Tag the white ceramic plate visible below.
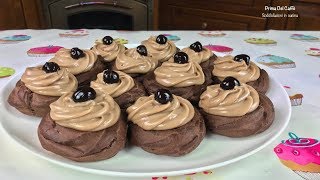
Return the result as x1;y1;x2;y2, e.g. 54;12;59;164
0;71;291;177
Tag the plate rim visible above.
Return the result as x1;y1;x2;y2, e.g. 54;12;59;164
0;70;291;178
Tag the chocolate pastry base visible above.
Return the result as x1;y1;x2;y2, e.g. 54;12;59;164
76;56;105;86
143;71;212;103
247;69;269;94
7;80;58;117
132;74;147;83
129;108;206;156
212;68;269;94
96;55;116;71
200;93;275;137
38;113;127;162
114;80;146;109
200;55;217;81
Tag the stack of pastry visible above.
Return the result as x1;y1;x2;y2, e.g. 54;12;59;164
7;34;275;162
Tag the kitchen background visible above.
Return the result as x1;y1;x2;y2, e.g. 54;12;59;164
1;0;320;31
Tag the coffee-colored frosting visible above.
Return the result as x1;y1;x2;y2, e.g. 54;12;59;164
127;95;194;130
90;70;134;97
50;92;120;131
199;84;259;117
154;61;205;87
212;55;260;82
115;48;157;74
49;48;97;75
182;47;213;64
92;40;125;62
21;66;77;96
141;36;177;62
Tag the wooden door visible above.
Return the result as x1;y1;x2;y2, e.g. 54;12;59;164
0;0;26;30
286;0;320;30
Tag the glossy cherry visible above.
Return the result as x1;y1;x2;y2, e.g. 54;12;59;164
174;52;189;64
70;47;85;59
156;34;167;44
42;62;60;73
102;36;113;45
220;76;240;90
136;45;148;56
234;54;250;65
190;41;203;52
155;89;173;104
103;70;120;84
72;86;96;103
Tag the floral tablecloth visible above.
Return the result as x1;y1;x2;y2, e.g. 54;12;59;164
0;29;319;180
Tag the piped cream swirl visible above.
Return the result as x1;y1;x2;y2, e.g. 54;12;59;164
21;66;77;96
141;36;177;62
92;40;125;62
212;55;260;82
115;48;157;74
49;48;97;75
154;61;205;87
182;47;213;64
199;84;259;117
90;70;134;97
50;92;120;131
127;95;194;130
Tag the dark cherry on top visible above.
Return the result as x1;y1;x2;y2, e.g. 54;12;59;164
234;54;250;65
42;62;60;73
136;45;148;56
70;47;85;59
174;52;189;64
102;36;113;45
103;70;120;84
220;76;240;90
155;89;173;104
190;41;203;52
156;34;167;44
72;86;96;103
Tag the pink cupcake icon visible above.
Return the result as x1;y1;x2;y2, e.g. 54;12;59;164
27;45;63;57
59;29;89;38
198;31;226;37
203;44;233;54
306;48;320;57
274;132;320;179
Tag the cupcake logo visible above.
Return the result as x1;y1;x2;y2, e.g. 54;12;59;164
114;38;128;44
256;55;296;69
0;34;31;44
306;48;320;57
203;44;233;55
274;132;320;179
198;31;226;37
283;86;303;106
244;38;277;45
290;34;319;41
162;34;181;42
59;29;89;38
0;66;15;78
27;45;63;57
